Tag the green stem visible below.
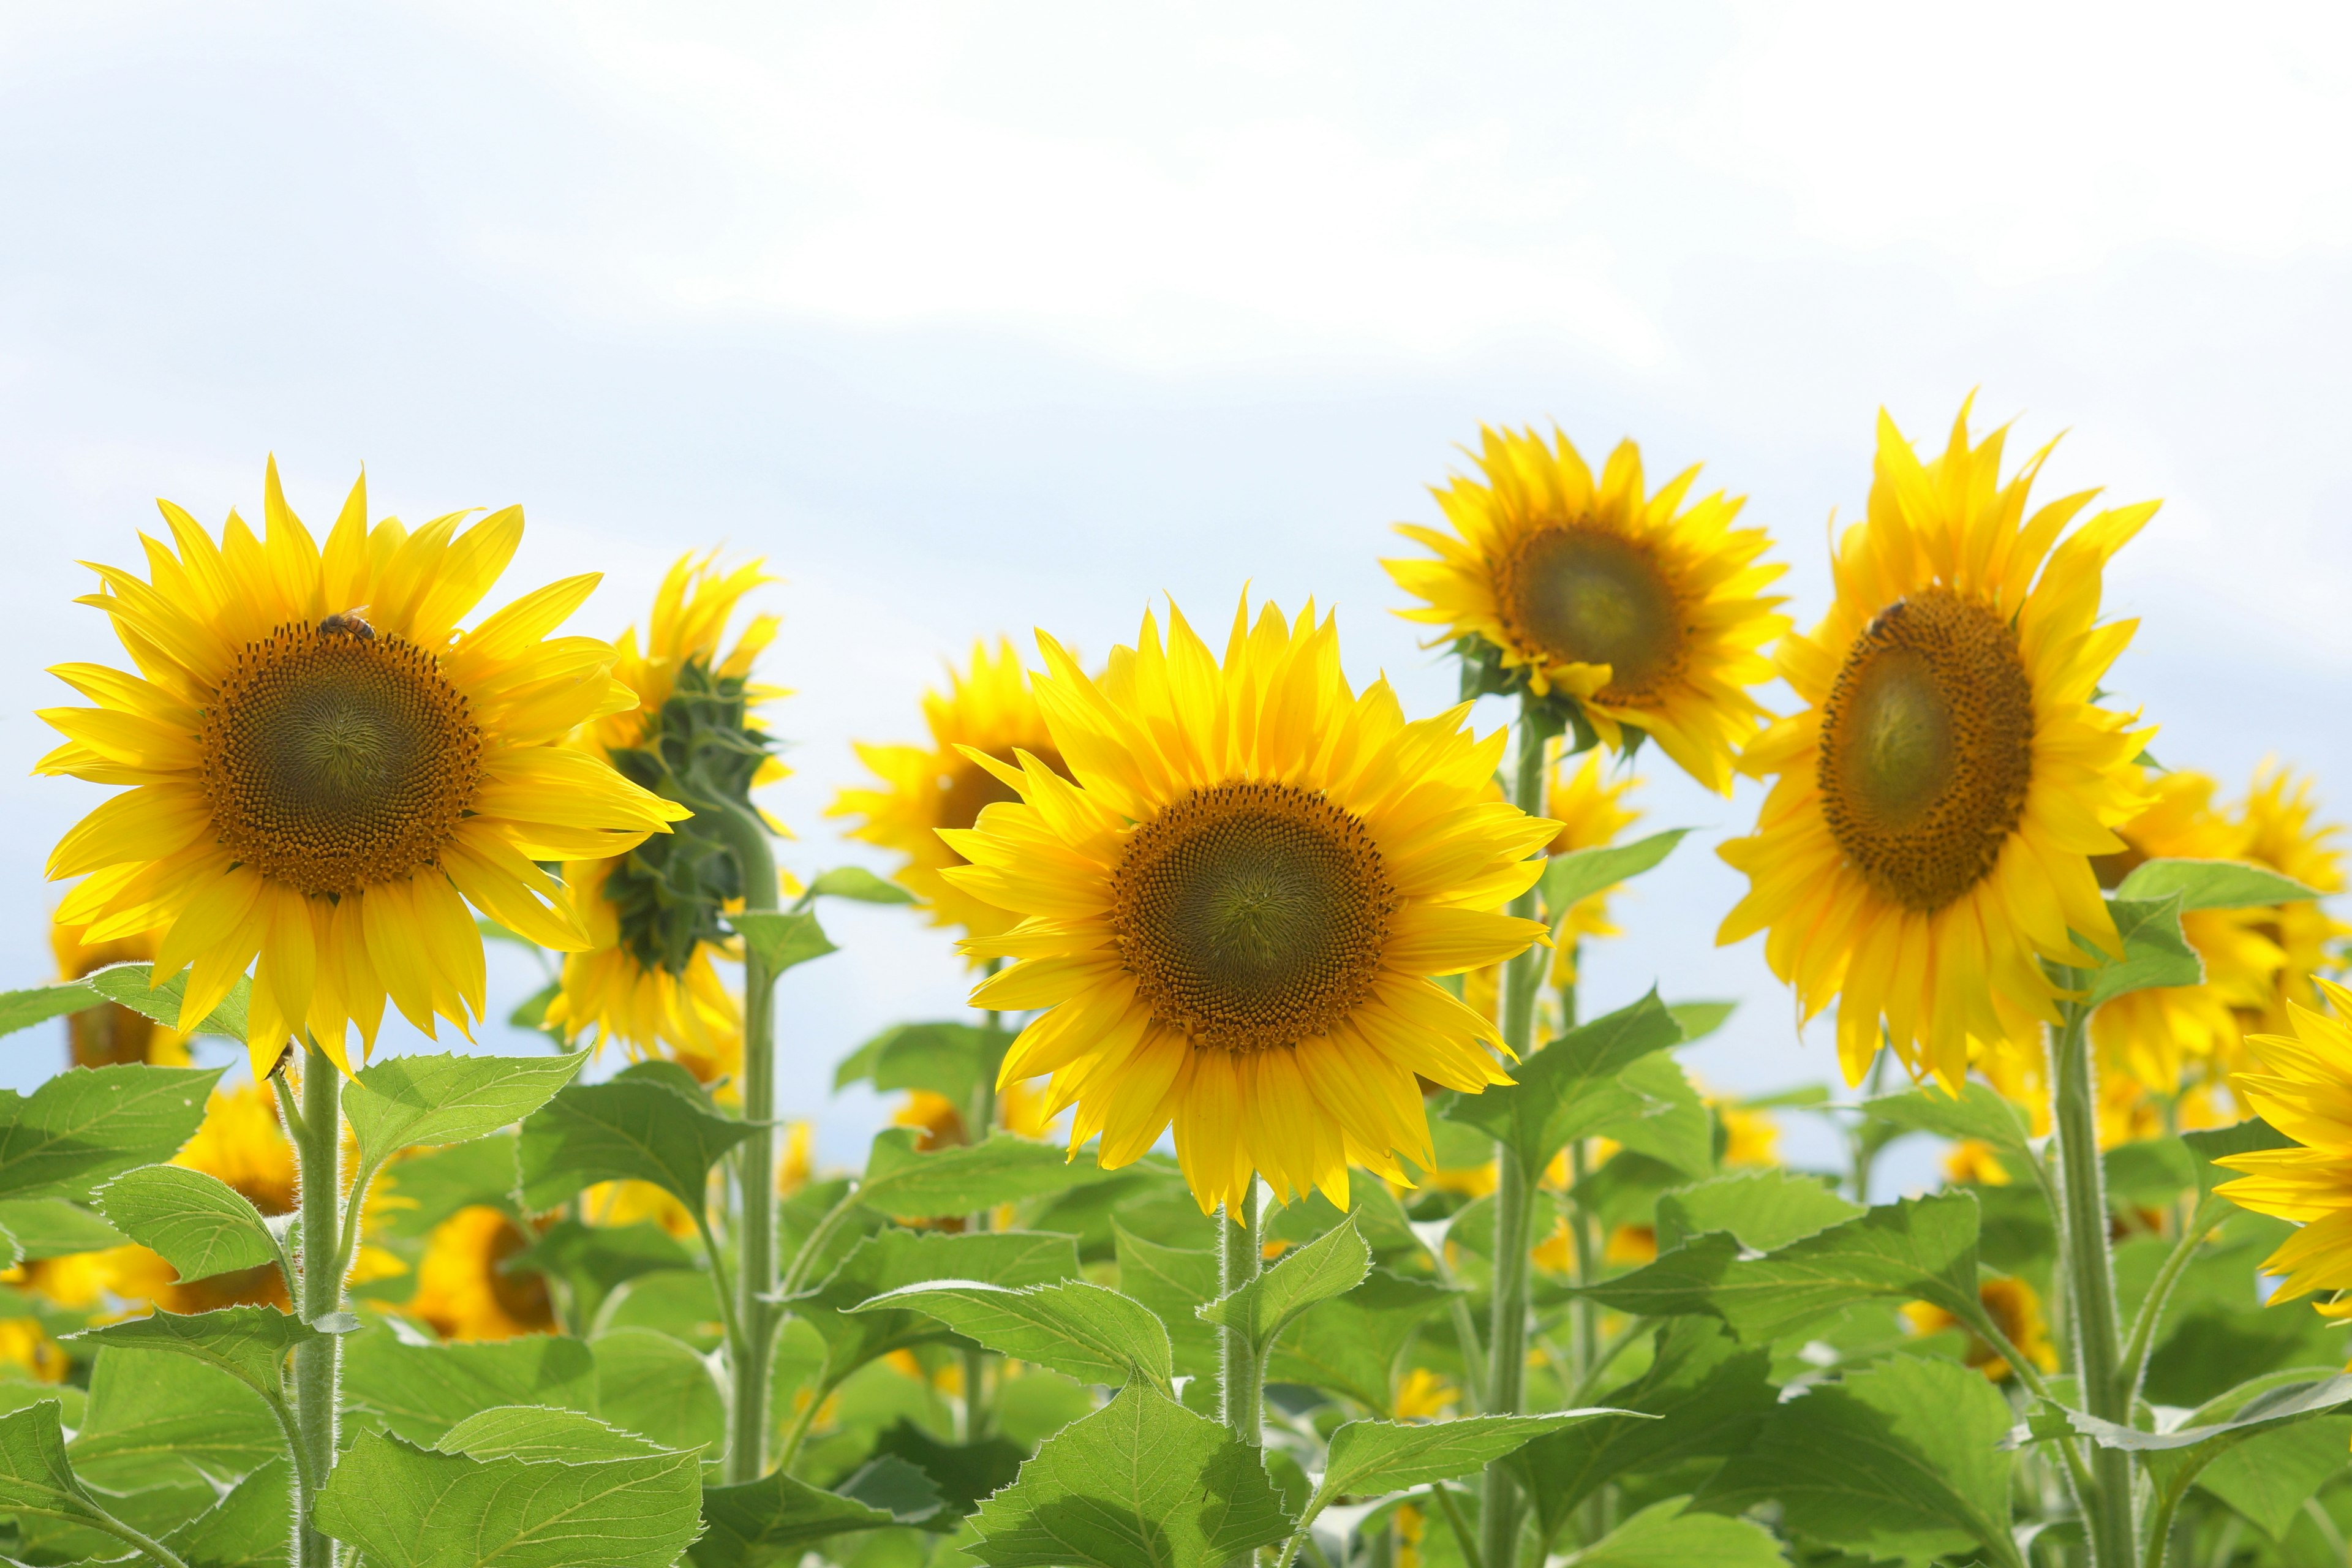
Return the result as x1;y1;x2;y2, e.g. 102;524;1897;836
290;1045;343;1568
19;1504;192;1568
771;1359;831;1475
2049;989;2136;1568
711;797;782;1483
1218;1183;1263;1448
779;1188;861;1298
1482;705;1550;1568
1431;1483;1489;1568
2121;1198;2224;1406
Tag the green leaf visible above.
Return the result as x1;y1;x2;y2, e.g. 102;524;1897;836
2045;1372;2352;1518
1605;1054;1714;1178
1265;1270;1455;1415
1666;1001;1736;1044
0;1398;132;1541
0;980;104;1039
612;1057;720;1112
69;1343;284;1488
2116;856;2321;910
1442;991;1684;1177
1114;1224;1221;1390
1197;1215;1370;1355
856;1128;1112;1218
0;1196;124;1259
1570;1497;1788;1568
2088;895;2203;1006
859;1278;1174;1393
346;1051;586;1169
1323;1413;1583;1497
1542;829;1689;917
2195;1415;2352;1539
70;1306;318;1419
1504;1319;1777;1552
965;1382;1293;1568
315;1426;703;1568
375;1135;523;1237
870;1419;1025;1519
507;979;562;1034
517;1077;753;1212
1861;1080;2036;1161
160;1454;293;1567
86;961;253;1038
96;1164;279;1281
590;1327;725;1460
0;1062;223;1204
2184;1116;2294;1202
1653;1170;1864;1259
789;1229;1082;1395
835;1021;1000;1112
341;1327;599;1446
437;1403;666;1462
1584;1192;1983;1345
2105;1136;2198;1208
805;865;918;905
1698;1354;2022;1568
731;909;837;975
688;1467;921;1566
514;1218;694;1323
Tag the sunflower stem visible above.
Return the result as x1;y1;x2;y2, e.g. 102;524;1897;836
289;1043;344;1568
2049;986;2137;1568
714;796;782;1483
1218;1182;1264;1450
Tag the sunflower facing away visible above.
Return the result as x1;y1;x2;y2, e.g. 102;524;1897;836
49;915;188;1068
943;595;1556;1214
831;638;1065;945
2236;761;2350;1038
39;461;688;1077
1717;401;2157;1091
1383;426;1789;793
2216;978;2352;1309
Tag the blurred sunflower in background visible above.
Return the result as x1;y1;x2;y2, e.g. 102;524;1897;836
2236;761;2350;1036
948;594;1556;1213
1383;426;1787;793
1902;1276;2058;1382
37;461;687;1077
48;916;186;1067
1466;747;1640;1030
831;638;1065;946
546;551;789;1091
407;1206;554;1342
1719;401;2157;1091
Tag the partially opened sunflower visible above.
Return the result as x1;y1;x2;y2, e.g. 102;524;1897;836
944;594;1555;1213
1718;401;2156;1091
38;461;688;1076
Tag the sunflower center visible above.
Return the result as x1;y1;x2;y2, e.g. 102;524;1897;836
941;746;1066;842
1496;526;1685;701
202;620;483;897
1110;781;1395;1053
1817;589;2034;912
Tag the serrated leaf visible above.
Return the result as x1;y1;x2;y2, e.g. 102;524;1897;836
517;1078;752;1213
438;1404;666;1462
1114;1224;1221;1389
1572;1496;1788;1568
871;1420;1024;1518
788;1229;1081;1395
161;1454;292;1567
1654;1170;1863;1254
342;1327;598;1446
346;1052;585;1169
1862;1080;2036;1160
805;865;918;904
2116;856;2321;911
965;1382;1293;1568
0;1062;222;1204
70;1306;315;1418
0;980;104;1039
86;961;252;1038
68;1343;283;1488
97;1164;277;1281
688;1468;913;1566
1265;1270;1454;1415
0;1397;95;1518
1324;1413;1586;1497
1199;1215;1369;1355
2050;1371;2352;1518
2089;895;2202;1006
0;1196;124;1259
860;1278;1173;1392
374;1136;522;1238
1442;992;1684;1177
857;1128;1112;1218
1542;829;1689;917
1698;1354;2022;1568
1605;1053;1714;1177
590;1327;725;1460
731;909;837;975
315;1427;703;1568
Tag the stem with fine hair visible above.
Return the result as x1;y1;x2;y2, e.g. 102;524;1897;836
1482;704;1551;1568
710;797;782;1483
1218;1182;1264;1449
2049;984;2136;1568
288;1043;343;1568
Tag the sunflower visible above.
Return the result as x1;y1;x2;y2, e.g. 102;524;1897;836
1901;1276;2057;1382
545;551;788;1087
38;461;689;1078
2215;978;2352;1300
831;638;1066;944
1717;401;2157;1091
2235;761;2350;1037
1383;427;1788;793
943;595;1556;1213
1544;750;1643;986
407;1205;554;1341
49;916;188;1068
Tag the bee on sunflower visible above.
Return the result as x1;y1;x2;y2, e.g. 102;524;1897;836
1717;400;2157;1092
943;593;1556;1215
36;460;689;1078
1382;426;1789;793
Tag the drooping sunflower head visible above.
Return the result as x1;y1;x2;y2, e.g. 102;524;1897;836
1383;426;1789;793
1718;400;2157;1092
39;461;690;1080
942;594;1556;1215
48;915;187;1068
2216;977;2352;1305
830;638;1068;944
541;856;744;1088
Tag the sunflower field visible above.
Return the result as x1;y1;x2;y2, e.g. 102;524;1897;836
0;399;2344;1568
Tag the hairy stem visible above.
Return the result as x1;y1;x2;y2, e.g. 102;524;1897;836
1219;1183;1264;1449
2050;992;2136;1568
712;797;782;1483
290;1045;343;1568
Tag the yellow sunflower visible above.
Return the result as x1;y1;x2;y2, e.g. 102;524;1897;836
943;595;1556;1213
2236;761;2350;1037
38;461;688;1078
545;551;788;1087
48;916;188;1068
1383;426;1788;793
831;638;1065;944
1544;750;1642;986
1901;1276;2058;1382
407;1205;554;1342
2215;978;2352;1305
1717;401;2157;1091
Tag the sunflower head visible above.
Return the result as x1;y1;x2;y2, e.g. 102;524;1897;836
2216;977;2352;1304
49;916;187;1068
830;638;1068;946
2236;760;2351;1035
1719;400;2157;1091
39;461;689;1080
1902;1276;2057;1381
407;1205;554;1341
942;594;1555;1215
1384;426;1788;793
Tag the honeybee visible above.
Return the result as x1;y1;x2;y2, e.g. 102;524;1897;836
319;609;375;640
1864;598;1910;641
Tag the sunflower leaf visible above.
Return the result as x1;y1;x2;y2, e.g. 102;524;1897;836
1197;1215;1370;1356
0;1196;125;1259
0;1061;223;1205
1541;829;1691;920
159;1453;293;1567
341;1325;599;1447
836;1022;1001;1114
69;1306;318;1420
965;1382;1294;1568
1653;1169;1863;1255
0;979;105;1040
1264;1268;1455;1414
2195;1417;2352;1539
1666;1000;1737;1044
1569;1497;1789;1568
2088;895;2203;1006
2182;1116;2293;1202
1861;1080;2036;1161
0;1398;121;1536
688;1466;920;1566
858;1278;1174;1393
591;1327;725;1461
347;1051;586;1169
2116;856;2321;911
731;909;837;975
804;865;918;905
69;1342;285;1490
96;1164;278;1282
85;960;251;1039
1441;991;1685;1178
517;1077;754;1213
786;1229;1082;1396
856;1128;1112;1218
1322;1412;1589;1499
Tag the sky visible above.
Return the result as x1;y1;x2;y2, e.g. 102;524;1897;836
1;3;2346;1191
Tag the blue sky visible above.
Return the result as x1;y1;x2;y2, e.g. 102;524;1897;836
2;4;2346;1189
